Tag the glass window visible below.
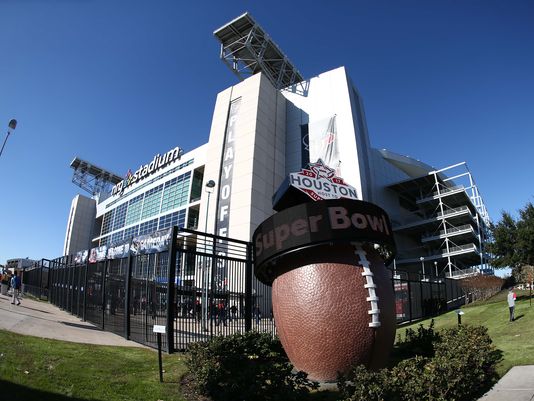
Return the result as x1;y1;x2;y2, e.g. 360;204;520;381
113;202;128;231
123;225;139;240
101;210;115;236
125;194;144;226
139;218;158;236
161;172;191;213
141;185;163;220
190;169;203;202
111;231;124;244
158;210;186;230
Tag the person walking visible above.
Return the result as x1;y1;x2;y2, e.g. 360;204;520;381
216;301;227;327
10;271;22;305
507;287;516;322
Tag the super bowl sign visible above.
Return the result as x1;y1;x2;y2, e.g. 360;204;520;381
289;159;358;201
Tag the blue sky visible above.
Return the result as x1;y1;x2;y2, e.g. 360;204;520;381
1;0;533;267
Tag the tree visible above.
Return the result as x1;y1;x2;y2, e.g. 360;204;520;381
489;202;534;307
488;202;534;285
488;211;518;268
516;203;534;266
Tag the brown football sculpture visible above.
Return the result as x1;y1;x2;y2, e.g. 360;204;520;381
253;199;396;382
272;243;395;381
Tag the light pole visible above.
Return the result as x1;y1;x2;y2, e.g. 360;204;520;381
202;180;216;332
419;256;425;279
434;261;438;277
0;119;17;158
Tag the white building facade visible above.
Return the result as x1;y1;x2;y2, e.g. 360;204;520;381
64;14;491;279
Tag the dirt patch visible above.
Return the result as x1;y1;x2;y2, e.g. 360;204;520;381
180;374;212;401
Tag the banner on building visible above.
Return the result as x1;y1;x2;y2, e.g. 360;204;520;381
74;250;88;264
107;239;131;260
130;228;172;255
89;245;108;263
304;115;340;174
214;97;241;290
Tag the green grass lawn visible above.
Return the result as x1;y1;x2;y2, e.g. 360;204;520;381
0;329;187;401
395;290;534;375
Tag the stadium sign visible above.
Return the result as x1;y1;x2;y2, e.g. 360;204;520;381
289;159;358;202
112;146;183;196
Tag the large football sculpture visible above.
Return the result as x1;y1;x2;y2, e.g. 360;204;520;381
253;164;397;382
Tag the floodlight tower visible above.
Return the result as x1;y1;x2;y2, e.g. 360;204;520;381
214;12;304;90
69;157;123;197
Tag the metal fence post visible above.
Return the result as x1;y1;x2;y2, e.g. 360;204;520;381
102;260;108;330
125;253;133;339
244;242;253;332
165;226;178;353
210;235;217;337
408;280;413;322
39;259;44;300
83;257;89;322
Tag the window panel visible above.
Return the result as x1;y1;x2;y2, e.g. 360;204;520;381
158;210;186;230
110;231;124;244
123;225;139;240
141;185;163;220
112;202;128;231
101;210;115;236
139;218;158;236
125;194;144;226
161;172;191;213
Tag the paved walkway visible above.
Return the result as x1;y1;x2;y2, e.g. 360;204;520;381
0;293;143;347
1;293;533;399
479;365;534;401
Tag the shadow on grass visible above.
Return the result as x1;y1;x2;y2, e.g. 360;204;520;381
2;380;98;401
513;314;525;321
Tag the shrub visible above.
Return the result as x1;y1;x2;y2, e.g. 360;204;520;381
338;324;501;401
337;364;395;401
395;319;438;359
428;325;501;401
459;275;504;304
186;331;318;401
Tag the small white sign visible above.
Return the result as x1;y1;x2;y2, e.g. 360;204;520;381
153;325;166;334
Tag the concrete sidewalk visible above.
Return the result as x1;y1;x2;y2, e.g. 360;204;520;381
0;293;143;347
479;365;534;401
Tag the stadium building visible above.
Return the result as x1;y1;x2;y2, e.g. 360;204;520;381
64;13;491;279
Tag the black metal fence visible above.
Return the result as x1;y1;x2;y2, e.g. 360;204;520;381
23;228;274;352
21;227;465;352
392;275;464;323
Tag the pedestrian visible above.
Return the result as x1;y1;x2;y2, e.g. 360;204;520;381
230;304;237;321
216;301;227;327
507;287;516;322
195;299;202;322
10;271;22;306
253;305;261;325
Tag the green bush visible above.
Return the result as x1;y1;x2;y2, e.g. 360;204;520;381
395;319;438;359
337;364;395;401
338;324;501;401
428;325;501;400
186;331;318;401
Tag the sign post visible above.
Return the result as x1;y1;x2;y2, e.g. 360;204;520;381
153;325;166;382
